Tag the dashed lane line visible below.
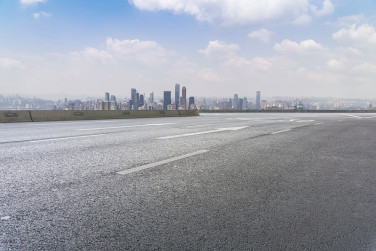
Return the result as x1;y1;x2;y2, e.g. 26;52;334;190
29;134;107;143
157;126;249;140
117;150;209;175
270;129;292;135
77;123;175;131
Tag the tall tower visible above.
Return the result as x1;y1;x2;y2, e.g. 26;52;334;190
105;92;110;102
233;94;239;110
133;92;140;110
175;83;180;110
182;87;187;110
163;91;171;110
256;91;261;110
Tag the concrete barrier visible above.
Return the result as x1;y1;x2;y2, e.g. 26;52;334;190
0;109;200;123
0;110;33;123
200;110;376;113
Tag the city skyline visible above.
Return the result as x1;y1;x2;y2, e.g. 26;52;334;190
0;1;376;98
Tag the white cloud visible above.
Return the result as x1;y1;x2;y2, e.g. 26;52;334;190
293;14;312;26
199;68;227;82
0;58;22;68
106;37;169;65
333;24;376;44
248;29;273;43
79;47;114;62
274;39;327;54
129;0;333;26
199;40;239;59
326;59;343;70
32;11;51;19
311;0;334;16
20;0;47;6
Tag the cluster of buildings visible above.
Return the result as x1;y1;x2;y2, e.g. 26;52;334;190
1;89;375;111
95;84;195;111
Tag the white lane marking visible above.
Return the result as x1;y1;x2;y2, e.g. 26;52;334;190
341;114;362;119
296;120;315;123
313;122;324;125
270;129;291;135
29;134;106;143
186;124;213;128
117;150;209;175
157;126;249;140
78;123;175;131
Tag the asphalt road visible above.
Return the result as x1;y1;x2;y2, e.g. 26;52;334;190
1;112;376;250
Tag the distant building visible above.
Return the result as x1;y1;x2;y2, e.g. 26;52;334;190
238;98;243;110
139;94;144;108
105;92;110;102
182;87;187;110
133;92;140;110
149;92;154;103
163;91;171;110
256;91;261;110
188;96;195;110
233;94;239;110
175;83;180;110
130;88;136;110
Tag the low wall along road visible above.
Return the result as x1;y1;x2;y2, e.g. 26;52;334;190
0;110;199;123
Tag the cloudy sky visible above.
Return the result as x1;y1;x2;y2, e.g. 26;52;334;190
1;0;376;99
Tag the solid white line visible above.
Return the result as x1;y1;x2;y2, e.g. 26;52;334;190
270;129;291;135
313;122;324;125
78;123;175;131
117;150;209;175
29;134;107;143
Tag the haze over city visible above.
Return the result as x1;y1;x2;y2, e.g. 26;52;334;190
1;0;376;98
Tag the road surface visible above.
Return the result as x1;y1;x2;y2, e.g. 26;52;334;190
1;112;376;250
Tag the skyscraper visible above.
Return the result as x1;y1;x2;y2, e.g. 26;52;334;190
139;94;144;108
175;83;180;110
256;91;261;110
182;87;187;110
133;92;140;110
233;94;239;110
163;91;171;110
149;92;154;103
130;88;136;110
188;96;195;110
105;92;110;102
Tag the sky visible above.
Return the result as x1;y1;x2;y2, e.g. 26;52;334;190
0;0;376;99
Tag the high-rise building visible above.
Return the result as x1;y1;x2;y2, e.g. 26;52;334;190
163;91;171;110
182;87;187;110
256;91;261;110
233;94;239;110
188;96;195;110
130;88;136;110
139;94;144;108
133;92;140;110
238;98;243;110
110;95;116;102
105;92;110;102
175;83;180;110
149;92;154;103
